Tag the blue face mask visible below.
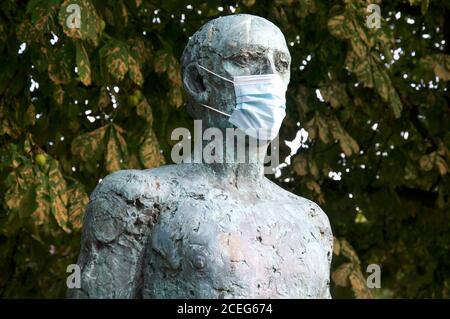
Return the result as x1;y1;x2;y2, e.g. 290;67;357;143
196;64;287;141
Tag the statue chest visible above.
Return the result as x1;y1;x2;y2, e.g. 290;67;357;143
141;193;330;298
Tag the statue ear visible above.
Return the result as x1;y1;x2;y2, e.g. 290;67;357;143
183;62;208;105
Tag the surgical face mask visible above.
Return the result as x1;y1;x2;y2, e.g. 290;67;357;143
196;64;287;141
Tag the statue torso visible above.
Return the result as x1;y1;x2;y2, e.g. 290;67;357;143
133;165;332;298
74;165;332;298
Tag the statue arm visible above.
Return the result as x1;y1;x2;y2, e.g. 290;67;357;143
67;171;159;298
306;200;334;299
319;207;334;299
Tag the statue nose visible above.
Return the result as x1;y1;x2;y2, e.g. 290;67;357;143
262;57;276;75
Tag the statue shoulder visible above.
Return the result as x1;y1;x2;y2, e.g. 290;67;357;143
82;167;177;244
301;197;332;234
299;196;333;255
265;178;333;250
72;167;179;298
91;167;175;202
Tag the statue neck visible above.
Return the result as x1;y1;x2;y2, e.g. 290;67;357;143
189;125;269;182
204;160;265;183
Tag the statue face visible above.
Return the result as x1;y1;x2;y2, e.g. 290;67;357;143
216;17;291;86
183;14;291;130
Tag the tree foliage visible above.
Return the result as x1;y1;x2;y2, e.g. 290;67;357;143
0;0;449;298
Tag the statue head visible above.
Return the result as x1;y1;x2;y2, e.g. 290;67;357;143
181;14;291;133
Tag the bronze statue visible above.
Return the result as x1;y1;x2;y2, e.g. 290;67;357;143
68;14;333;299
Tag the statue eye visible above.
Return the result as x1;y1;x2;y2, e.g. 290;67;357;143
275;52;290;73
235;53;251;66
278;61;288;72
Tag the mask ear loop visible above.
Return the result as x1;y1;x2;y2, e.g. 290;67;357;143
198;103;231;117
196;63;233;117
196;63;234;83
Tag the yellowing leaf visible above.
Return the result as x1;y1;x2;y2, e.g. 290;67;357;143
349;271;372;299
306;180;321;194
329;118;360;156
32;180;52;226
4;136;83;233
71;125;108;162
105;124;128;172
128;37;151;66
346;51;373;88
317;116;330;144
58;0;102;46
293;155;308;176
372;64;391;100
128;55;144;86
350;38;368;58
328;14;354;40
309;160;319;178
168;86;183;108
331;262;353;287
48;159;69;231
389;88;403;119
304;117;317;140
340;239;360;263
5;167;36;216
332;236;341;256
100;41;129;82
319;83;349;109
75;41;91;86
136;98;153;124
72;124;130;173
419;152;435;171
167;61;182;86
421;54;450;82
66;182;89;229
53;86;64;105
242;0;256;6
139;128;165;169
98;86;111;109
48;45;73;85
154;50;169;73
436;156;448;176
27;0;59;33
